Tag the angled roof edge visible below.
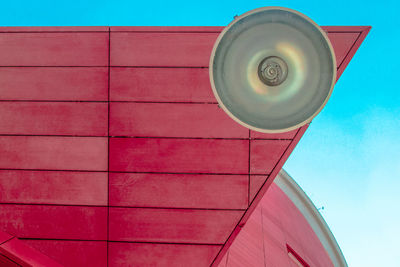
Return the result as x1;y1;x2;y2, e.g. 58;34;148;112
325;26;371;80
212;25;370;266
0;230;62;267
275;169;347;267
211;125;309;267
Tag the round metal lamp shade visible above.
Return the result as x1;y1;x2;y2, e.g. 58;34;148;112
210;7;336;133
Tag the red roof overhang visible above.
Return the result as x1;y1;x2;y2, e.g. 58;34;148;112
0;25;370;266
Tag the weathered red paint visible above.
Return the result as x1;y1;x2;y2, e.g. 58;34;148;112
23;240;107;267
0;205;107;240
0;26;370;266
0;136;108;171
0;67;108;101
0;33;108;66
0;170;108;205
250;140;292;175
109;103;247;138
109;173;248;209
108;242;221;267
109;138;248;173
110;32;219;67
110;67;216;102
0;102;108;136
109;208;242;243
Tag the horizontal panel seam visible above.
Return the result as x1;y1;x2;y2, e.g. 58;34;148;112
19;238;223;246
0;203;247;211
0;134;292;140
0;31;109;33
0;66;209;68
0;169;272;175
0;202;246;211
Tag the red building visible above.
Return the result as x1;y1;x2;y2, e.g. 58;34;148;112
0;24;369;266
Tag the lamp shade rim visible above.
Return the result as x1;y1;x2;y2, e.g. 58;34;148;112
209;6;337;133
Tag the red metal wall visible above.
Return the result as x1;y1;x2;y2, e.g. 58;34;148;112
0;26;369;266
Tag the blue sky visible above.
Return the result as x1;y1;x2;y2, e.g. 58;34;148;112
1;1;398;266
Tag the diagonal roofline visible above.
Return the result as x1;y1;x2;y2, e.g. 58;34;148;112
276;169;347;267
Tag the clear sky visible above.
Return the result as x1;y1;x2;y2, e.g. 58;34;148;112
1;1;398;266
